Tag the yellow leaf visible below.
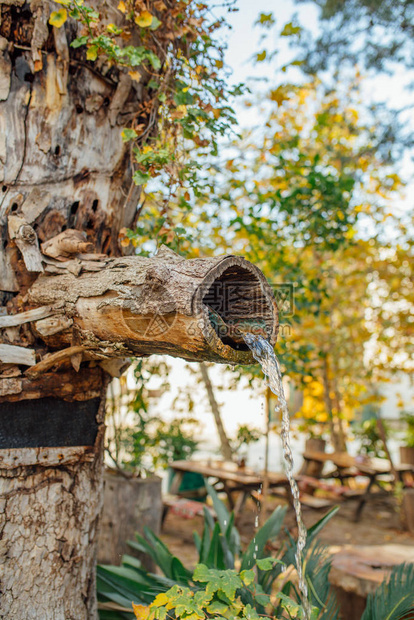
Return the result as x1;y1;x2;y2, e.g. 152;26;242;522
49;9;67;28
86;46;98;61
135;10;153;27
151;592;169;607
120;236;131;247
118;0;126;13
132;603;150;620
129;70;142;82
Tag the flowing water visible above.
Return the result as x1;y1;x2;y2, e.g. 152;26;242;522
243;333;311;620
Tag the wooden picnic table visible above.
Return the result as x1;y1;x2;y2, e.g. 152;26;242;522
302;450;414;520
169;459;293;516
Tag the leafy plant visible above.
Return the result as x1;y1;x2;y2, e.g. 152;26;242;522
352;417;389;459
49;0;244;256
97;482;339;619
131;562;312;620
106;360;199;475
361;562;414;620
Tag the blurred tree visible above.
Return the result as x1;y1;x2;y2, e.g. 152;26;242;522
196;79;413;451
295;0;414;75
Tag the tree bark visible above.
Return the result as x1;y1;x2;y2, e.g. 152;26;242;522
0;453;103;619
199;362;233;461
26;247;278;366
0;2;145;614
0;379;107;619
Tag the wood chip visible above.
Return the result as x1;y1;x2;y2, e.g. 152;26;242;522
0;306;53;328
0;344;36;366
8;215;44;273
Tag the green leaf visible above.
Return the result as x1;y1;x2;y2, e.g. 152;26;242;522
307;506;339;541
256;557;284;571
70;35;89;48
277;592;302;615
205;522;225;570
121;128;138;142
49;9;67;28
240;569;255;585
133;170;150;185
254;593;271;607
149;16;162;30
361;563;414;620
240;505;287;571
86;45;98;61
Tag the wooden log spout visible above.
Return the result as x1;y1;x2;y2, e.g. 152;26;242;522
28;246;279;365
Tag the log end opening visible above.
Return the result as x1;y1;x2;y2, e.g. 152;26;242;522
198;258;279;364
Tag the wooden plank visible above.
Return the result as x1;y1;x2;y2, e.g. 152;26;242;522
0;367;103;403
0;446;95;469
0;344;36;366
0;306;53;328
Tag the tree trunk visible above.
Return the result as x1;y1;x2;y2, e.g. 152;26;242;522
0;378;107;619
199;362;233;461
0;2;279;616
0;3;146;615
322;357;344;452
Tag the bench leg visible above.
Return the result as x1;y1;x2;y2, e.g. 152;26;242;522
354;477;375;522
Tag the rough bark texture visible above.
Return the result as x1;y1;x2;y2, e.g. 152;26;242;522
0;3;152;615
27;247;278;365
0;455;103;619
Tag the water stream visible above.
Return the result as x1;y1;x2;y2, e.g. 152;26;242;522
243;333;311;620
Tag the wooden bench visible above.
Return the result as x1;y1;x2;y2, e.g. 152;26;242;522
162;493;216;525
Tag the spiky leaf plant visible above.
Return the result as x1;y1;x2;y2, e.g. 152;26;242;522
361;562;414;620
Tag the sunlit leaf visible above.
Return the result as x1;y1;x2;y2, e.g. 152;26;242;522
135;11;153;28
49;9;67;28
86;45;98;61
132;603;150;619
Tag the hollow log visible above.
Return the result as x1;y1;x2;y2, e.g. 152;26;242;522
28;245;279;365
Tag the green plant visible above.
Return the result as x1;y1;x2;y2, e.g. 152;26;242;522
131;562;313;619
106;360;199;475
361;562;414;620
402;413;414;449
97;482;340;619
49;0;244;255
352;417;389;459
232;424;262;457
